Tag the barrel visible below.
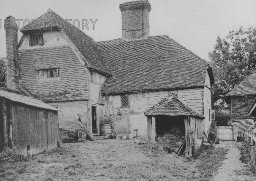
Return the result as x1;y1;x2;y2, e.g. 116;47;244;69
100;124;112;135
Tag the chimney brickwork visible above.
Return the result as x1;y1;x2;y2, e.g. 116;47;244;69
4;16;18;90
120;0;151;40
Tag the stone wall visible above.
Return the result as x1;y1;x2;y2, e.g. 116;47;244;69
49;100;90;132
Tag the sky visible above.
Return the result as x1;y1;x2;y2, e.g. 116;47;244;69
0;0;256;60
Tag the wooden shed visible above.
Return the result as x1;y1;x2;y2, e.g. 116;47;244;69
145;96;204;157
0;89;59;155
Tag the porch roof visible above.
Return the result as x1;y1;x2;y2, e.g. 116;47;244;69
144;96;204;119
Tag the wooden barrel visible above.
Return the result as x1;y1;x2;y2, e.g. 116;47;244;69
100;124;112;135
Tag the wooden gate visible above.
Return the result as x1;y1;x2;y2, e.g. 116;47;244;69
217;126;234;141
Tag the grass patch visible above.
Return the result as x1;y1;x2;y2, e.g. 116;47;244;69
237;142;256;175
194;145;229;180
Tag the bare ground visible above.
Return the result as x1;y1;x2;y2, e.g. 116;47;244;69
0;140;243;181
212;141;255;181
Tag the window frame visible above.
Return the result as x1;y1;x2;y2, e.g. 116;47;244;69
38;68;60;79
29;33;44;46
121;94;130;108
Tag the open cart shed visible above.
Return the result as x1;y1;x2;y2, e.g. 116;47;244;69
145;96;204;157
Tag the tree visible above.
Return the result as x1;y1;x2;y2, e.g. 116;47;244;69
209;27;256;103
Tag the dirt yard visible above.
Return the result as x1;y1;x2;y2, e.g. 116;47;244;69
0;139;240;181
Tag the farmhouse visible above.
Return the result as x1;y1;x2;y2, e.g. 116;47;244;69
0;16;59;155
7;0;214;153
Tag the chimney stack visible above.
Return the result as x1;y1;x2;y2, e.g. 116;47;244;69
4;16;18;90
120;0;151;40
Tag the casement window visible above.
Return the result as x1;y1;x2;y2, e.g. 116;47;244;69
121;94;129;108
29;34;44;46
38;68;60;79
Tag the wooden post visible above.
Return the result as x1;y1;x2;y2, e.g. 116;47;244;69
147;116;152;143
185;116;192;157
151;117;156;143
2;99;8;152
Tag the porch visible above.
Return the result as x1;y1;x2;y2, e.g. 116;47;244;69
145;96;204;157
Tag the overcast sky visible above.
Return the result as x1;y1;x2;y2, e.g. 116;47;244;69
0;0;256;60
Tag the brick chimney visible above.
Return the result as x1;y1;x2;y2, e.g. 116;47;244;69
120;0;151;40
4;16;18;90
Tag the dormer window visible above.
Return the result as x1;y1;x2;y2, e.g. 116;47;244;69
29;34;44;46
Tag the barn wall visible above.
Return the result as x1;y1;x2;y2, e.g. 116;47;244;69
105;88;205;137
11;102;59;155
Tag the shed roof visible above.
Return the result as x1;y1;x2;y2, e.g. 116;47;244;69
98;35;212;95
21;9;110;76
144;96;204;118
0;89;58;111
226;73;256;97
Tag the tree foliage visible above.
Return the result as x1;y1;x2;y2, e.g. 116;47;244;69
209;27;256;103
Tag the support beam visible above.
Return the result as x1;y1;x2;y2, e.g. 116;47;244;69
151;117;156;143
147;116;152;143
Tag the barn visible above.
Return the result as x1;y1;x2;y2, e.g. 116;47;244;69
0;88;59;155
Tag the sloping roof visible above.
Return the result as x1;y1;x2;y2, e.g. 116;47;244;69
226;73;256;97
21;9;110;76
98;35;210;95
144;96;204;118
0;89;58;111
0;89;57;111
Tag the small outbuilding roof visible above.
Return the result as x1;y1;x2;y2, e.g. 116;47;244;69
144;96;204;118
226;73;256;97
0;89;58;111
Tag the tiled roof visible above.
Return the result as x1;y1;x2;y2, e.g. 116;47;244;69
144;96;204;118
98;35;210;95
0;88;57;111
21;9;110;76
226;73;256;96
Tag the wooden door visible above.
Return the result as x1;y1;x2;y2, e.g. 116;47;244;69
92;106;97;134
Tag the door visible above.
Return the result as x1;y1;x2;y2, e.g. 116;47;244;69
92;106;97;134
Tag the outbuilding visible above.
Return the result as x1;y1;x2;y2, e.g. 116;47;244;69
0;89;59;155
145;96;204;157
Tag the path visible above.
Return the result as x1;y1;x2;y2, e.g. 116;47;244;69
212;141;255;181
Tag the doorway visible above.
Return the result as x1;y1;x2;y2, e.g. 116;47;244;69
92;106;97;134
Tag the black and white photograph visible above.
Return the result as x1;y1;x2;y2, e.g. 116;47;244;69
0;0;256;180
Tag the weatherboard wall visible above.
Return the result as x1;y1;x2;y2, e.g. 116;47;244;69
106;87;206;136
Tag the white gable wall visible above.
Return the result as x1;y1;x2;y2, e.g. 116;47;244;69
19;31;68;50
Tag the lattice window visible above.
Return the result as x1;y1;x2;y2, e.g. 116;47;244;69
38;68;60;79
29;34;44;46
121;94;129;108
